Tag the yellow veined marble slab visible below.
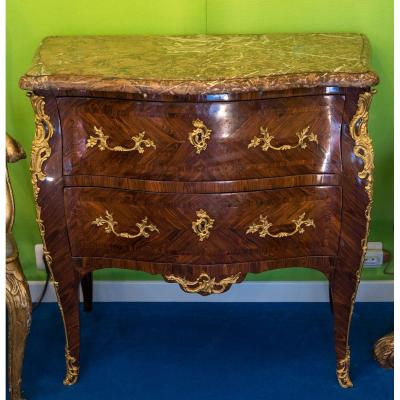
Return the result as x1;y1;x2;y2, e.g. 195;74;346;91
20;33;378;95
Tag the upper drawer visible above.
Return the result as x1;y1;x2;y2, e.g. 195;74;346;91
59;96;344;181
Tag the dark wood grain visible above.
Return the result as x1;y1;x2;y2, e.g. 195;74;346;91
35;85;344;103
59;95;344;181
33;95;80;384
73;255;335;279
37;85;344;103
63;173;341;193
331;88;372;387
64;186;341;264
28;84;374;388
80;273;93;312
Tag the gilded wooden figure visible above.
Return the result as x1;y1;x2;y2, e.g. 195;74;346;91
6;134;32;400
373;332;394;368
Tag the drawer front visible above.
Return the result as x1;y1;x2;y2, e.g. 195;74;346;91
64;186;341;264
60;96;343;181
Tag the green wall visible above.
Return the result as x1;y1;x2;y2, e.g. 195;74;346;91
6;0;393;282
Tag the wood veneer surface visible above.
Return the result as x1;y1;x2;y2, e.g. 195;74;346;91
20;33;379;388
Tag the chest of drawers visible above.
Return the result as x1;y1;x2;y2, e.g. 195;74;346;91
20;34;378;389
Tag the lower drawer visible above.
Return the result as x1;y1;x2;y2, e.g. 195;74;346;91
64;186;341;264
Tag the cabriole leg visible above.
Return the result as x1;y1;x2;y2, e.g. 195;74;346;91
52;271;81;385
81;272;93;312
331;269;359;388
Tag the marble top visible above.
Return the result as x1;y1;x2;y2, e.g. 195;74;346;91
20;34;379;95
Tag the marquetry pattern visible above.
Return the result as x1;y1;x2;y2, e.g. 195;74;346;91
60;96;343;181
26;85;376;392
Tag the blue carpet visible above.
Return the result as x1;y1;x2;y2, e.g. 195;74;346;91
15;302;393;400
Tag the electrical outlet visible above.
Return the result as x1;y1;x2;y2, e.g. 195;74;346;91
363;242;384;268
35;244;46;270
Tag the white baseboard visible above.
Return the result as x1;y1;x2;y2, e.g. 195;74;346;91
28;280;394;303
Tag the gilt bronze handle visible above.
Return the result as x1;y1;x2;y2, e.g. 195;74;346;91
92;210;159;239
248;126;318;152
86;127;156;154
246;212;315;238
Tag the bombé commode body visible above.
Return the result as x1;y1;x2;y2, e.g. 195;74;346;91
20;33;379;388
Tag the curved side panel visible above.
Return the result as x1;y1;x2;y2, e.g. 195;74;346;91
331;88;375;388
29;93;80;385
